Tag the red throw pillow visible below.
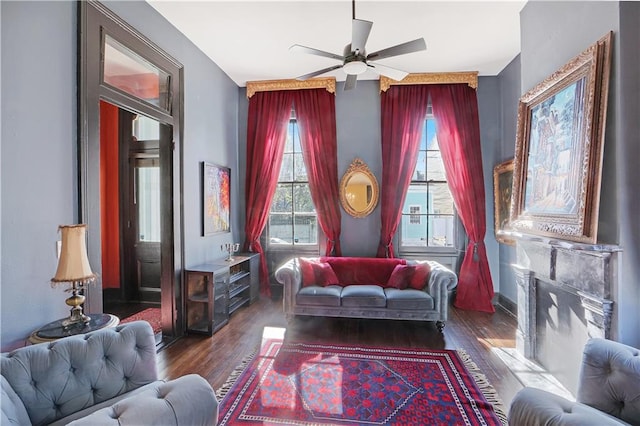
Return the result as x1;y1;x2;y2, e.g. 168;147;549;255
298;258;339;287
408;263;431;290
386;264;412;290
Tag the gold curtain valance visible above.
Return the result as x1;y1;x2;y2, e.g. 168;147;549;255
245;77;336;98
379;72;478;92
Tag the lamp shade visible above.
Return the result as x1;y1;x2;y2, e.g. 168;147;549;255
51;224;97;285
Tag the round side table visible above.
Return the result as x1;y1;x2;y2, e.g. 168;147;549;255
29;313;120;344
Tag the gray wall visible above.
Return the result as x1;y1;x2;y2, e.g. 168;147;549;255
0;0;239;350
517;1;639;347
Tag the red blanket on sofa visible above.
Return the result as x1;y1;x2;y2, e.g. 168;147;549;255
319;257;406;286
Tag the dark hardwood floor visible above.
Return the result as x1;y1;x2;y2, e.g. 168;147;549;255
157;296;524;409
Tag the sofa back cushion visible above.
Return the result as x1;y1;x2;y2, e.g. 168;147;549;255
321;257;406;287
1;321;157;426
299;258;339;287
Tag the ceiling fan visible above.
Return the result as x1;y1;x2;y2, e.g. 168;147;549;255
290;0;426;90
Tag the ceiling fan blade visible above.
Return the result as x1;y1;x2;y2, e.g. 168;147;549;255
368;63;408;82
296;65;343;81
351;19;373;53
344;74;358;91
366;38;426;61
289;44;344;62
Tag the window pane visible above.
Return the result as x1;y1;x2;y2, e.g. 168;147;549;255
426;151;446;181
294;214;318;244
293;183;314;212
401;214;428;246
270;184;292;213
425;119;438;149
428;215;455;247
132;114;159;141
137;165;161;242
430;182;454;215
284;122;295;152
103;35;170;111
403;184;427;214
413;151;427;181
292;124;302;153
269;214;292;244
293;153;307;181
279;153;294;181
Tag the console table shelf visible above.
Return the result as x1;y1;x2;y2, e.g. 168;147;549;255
185;253;259;336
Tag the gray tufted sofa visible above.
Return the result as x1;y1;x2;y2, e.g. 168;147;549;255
508;338;640;426
1;321;218;425
276;256;458;332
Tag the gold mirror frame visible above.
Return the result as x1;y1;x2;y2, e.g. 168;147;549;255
339;158;379;218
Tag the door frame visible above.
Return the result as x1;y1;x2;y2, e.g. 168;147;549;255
78;1;184;338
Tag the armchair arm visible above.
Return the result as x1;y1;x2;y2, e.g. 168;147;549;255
577;338;640;424
508;387;630;426
67;374;218;426
275;258;302;319
424;261;458;321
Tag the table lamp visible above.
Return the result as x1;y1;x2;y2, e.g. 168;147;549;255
51;224;97;327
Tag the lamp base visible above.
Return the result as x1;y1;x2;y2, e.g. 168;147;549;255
62;283;91;327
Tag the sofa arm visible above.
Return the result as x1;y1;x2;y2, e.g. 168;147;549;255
275;258;302;319
424;261;458;321
508;387;629;426
67;374;218;426
577;338;640;424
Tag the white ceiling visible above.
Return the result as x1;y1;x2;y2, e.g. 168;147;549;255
147;0;526;87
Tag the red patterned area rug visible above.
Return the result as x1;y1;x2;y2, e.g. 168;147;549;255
120;308;162;335
217;340;507;425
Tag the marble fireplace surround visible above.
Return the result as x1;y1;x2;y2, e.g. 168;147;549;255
508;232;621;379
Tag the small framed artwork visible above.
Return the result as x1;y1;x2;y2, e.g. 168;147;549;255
493;159;515;245
510;32;612;244
202;162;230;236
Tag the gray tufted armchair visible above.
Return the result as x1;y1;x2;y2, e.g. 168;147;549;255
508;338;640;426
1;321;218;425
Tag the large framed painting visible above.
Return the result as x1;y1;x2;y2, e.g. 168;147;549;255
202;162;230;236
493;159;514;245
510;32;612;244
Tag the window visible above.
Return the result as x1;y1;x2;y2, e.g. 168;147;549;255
268;113;318;247
400;112;456;248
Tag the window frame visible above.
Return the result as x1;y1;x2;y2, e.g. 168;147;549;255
397;111;462;257
265;111;320;252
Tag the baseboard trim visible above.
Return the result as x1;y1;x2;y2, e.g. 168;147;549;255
496;293;517;318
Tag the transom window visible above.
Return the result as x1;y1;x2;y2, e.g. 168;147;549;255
400;114;456;248
268;113;318;246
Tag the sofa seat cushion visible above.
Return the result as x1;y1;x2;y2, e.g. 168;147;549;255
297;285;342;307
384;288;434;310
341;285;386;308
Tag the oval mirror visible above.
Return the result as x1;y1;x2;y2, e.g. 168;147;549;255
339;158;379;218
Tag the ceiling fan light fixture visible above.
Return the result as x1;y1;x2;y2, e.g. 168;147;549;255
343;60;367;75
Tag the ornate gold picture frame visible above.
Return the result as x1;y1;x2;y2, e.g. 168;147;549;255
510;32;612;244
493;159;515;245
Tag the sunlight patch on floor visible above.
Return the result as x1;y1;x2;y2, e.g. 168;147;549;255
262;326;286;343
491;347;575;401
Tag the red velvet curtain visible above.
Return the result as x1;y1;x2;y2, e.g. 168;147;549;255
293;89;342;256
430;84;495;313
377;85;430;258
244;90;295;296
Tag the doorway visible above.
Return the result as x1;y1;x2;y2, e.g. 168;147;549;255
79;2;184;341
101;104;168;333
